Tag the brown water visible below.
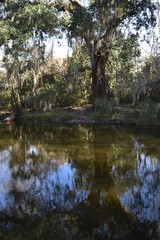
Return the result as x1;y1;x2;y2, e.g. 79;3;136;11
0;123;160;240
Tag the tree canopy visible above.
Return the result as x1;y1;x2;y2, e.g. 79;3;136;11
64;0;156;103
0;0;59;46
0;0;158;111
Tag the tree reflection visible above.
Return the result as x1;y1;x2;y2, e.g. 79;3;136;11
74;129;145;240
0;124;159;239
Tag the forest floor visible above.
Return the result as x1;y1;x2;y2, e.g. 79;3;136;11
0;104;159;126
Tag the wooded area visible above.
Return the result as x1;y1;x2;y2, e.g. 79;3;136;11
0;0;160;124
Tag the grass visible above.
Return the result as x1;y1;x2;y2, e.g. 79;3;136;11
20;109;75;122
21;112;54;121
61;114;74;121
2;100;160;126
91;111;107;120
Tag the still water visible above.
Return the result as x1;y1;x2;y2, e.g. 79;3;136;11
0;123;160;240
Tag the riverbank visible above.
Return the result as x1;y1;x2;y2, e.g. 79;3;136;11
1;104;160;126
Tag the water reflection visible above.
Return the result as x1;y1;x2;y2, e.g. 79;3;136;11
0;124;159;239
120;153;160;220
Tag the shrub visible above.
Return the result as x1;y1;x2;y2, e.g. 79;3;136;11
0;89;12;110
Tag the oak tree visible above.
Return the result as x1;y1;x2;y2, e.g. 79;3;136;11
65;0;156;105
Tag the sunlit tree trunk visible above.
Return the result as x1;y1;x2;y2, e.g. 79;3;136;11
11;88;21;115
33;70;38;92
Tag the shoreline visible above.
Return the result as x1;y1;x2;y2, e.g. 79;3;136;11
1;106;160;127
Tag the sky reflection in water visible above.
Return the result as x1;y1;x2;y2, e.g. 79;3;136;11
120;151;160;222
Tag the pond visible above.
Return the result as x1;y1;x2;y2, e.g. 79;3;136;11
0;123;160;240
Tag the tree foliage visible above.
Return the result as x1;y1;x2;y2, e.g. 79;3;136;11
0;0;58;45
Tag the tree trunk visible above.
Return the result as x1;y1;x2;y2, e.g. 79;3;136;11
91;53;110;105
11;88;21;115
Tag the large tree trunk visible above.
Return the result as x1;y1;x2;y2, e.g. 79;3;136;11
86;31;114;106
91;53;110;105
